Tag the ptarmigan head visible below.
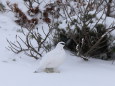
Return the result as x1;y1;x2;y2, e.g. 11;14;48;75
56;42;65;49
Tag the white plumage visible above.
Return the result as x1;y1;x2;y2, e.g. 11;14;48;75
35;42;66;73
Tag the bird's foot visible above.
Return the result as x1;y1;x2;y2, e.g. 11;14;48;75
45;68;54;73
45;68;60;73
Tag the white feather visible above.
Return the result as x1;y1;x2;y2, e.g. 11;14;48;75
35;42;66;73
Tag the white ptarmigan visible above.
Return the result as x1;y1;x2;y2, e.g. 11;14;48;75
35;42;66;73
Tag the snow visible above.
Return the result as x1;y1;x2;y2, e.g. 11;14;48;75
0;0;115;86
1;52;115;86
106;17;115;28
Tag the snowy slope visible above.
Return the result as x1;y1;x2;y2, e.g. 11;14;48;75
0;0;115;86
1;52;115;86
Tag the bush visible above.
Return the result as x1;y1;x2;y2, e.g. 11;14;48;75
7;0;115;61
7;2;38;29
0;2;5;12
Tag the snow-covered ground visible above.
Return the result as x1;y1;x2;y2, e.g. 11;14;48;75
1;47;115;86
0;0;115;86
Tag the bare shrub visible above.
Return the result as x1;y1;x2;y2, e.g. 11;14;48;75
7;2;38;29
7;26;53;59
7;0;115;61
